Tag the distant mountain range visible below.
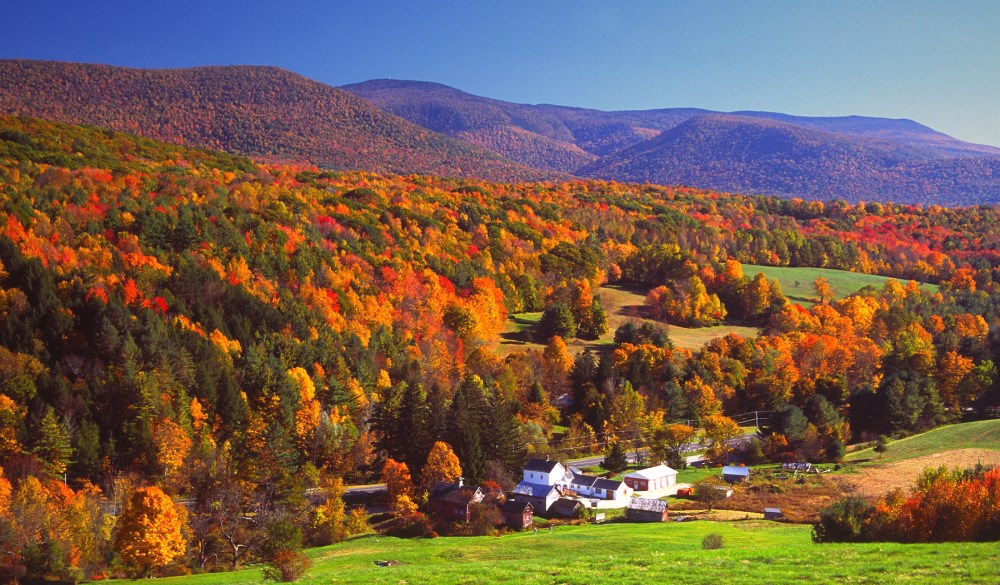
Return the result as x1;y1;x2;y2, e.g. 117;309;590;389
345;79;1000;205
2;60;999;204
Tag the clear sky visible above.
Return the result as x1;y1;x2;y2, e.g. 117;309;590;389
2;0;999;147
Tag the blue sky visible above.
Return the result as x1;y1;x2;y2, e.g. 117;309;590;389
2;1;999;147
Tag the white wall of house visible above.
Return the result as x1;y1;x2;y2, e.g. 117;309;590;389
522;462;566;486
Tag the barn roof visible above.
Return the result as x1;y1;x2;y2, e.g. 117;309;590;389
722;466;750;477
764;507;782;514
627;497;668;512
625;464;678;480
524;458;562;473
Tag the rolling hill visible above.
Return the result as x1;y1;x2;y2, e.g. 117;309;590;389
0;60;553;182
345;79;1000;205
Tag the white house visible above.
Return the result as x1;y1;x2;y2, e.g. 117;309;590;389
568;472;632;501
513;458;570;512
521;458;566;486
623;464;678;492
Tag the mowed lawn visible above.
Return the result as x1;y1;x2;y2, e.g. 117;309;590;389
136;521;999;585
847;419;1000;466
743;264;939;307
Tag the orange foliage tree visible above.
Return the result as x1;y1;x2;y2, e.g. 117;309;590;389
113;486;187;576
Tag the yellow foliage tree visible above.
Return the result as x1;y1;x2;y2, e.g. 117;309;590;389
113;486;187;576
420;441;462;494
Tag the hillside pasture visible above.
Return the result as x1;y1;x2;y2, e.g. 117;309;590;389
835;419;1000;497
743;263;939;306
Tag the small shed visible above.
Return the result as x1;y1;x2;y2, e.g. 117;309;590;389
625;497;669;522
623;465;678;491
501;500;533;529
764;507;783;520
722;466;750;483
549;498;583;519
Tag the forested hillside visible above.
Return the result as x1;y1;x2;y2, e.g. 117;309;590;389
2;115;1000;579
0;60;552;182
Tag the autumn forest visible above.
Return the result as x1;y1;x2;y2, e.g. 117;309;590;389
1;112;1000;580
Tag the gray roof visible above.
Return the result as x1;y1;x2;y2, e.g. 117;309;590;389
513;481;558;498
627;497;668;512
764;507;782;514
524;458;562;473
594;478;624;491
570;473;600;487
722;466;751;476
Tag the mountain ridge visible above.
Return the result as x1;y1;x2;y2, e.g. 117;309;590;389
0;59;555;182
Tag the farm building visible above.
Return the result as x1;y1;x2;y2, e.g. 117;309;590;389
521;458;567;486
427;479;484;523
511;481;562;513
623;464;678;491
722;466;751;483
513;458;570;512
549;497;583;518
501;500;533;529
568;473;633;501
625;497;669;522
764;507;783;520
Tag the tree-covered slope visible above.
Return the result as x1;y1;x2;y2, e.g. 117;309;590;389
0;60;553;182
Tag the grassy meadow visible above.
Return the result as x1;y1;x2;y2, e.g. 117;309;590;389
134;522;999;585
742;264;939;307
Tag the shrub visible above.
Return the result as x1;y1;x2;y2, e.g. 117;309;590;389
702;533;724;549
812;496;873;543
262;550;312;583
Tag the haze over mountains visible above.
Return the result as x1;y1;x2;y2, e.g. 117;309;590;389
2;59;999;205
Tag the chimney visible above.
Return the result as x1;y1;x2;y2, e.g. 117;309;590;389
457;476;463;488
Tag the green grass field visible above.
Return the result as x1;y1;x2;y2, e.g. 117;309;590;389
137;522;999;584
743;264;939;307
847;419;1000;466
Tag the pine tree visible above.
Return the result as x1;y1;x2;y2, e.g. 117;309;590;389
32;407;73;479
483;391;526;477
602;441;628;474
398;383;432;477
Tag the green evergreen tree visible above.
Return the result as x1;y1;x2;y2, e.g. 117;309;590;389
535;304;577;341
33;407;73;479
601;441;628;474
483;390;526;477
